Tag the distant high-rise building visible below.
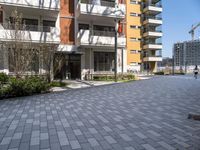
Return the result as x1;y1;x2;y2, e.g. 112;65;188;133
0;0;163;80
173;40;200;68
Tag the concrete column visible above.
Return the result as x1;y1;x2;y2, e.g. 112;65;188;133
81;48;86;80
0;44;4;72
3;46;9;74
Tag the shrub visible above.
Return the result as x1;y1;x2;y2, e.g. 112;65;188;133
0;73;9;83
154;71;164;75
0;76;50;99
50;81;67;87
92;74;135;81
0;86;12;99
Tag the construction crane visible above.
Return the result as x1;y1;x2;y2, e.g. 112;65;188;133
189;22;200;40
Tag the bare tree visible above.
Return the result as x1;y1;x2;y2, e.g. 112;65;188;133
4;9;39;77
40;43;57;82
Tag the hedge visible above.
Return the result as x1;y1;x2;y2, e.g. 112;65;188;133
92;74;135;81
0;74;50;99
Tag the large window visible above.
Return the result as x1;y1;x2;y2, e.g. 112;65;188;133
94;52;114;72
0;10;3;23
22;18;38;31
9;48;39;73
43;20;56;32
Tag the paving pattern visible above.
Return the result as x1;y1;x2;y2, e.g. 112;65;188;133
0;76;200;150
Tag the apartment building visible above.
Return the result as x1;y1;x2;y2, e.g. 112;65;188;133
0;0;162;80
0;0;127;80
173;40;200;70
126;0;162;72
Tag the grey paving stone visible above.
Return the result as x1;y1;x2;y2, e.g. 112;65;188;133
0;76;200;150
70;140;81;149
158;141;175;150
142;144;157;150
88;138;99;147
104;136;117;144
119;134;132;142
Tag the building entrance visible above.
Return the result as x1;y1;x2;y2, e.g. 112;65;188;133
54;54;81;80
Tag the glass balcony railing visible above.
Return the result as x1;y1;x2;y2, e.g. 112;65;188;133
0;23;56;32
143;28;162;33
144;16;162;20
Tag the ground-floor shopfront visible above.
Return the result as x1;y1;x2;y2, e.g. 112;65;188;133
80;47;127;80
0;43;127;80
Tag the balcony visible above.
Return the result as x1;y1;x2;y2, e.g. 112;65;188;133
143;30;162;37
77;29;126;47
143;56;162;62
143;4;162;14
143;16;162;25
0;0;59;11
77;0;125;19
143;43;162;50
0;23;60;43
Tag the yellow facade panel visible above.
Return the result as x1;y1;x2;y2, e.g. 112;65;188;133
127;53;141;64
127;41;142;50
127;29;141;38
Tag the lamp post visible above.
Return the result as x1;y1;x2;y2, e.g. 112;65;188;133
172;46;175;75
114;0;119;82
114;19;118;82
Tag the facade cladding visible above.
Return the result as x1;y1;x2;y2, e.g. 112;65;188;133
174;40;200;67
0;0;162;80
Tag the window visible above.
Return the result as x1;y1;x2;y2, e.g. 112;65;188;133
94;52;114;72
22;18;38;31
8;48;39;73
43;20;56;32
0;10;2;23
130;12;141;17
79;23;89;30
130;25;141;29
130;50;138;54
130;62;138;66
130;0;141;4
130;38;141;42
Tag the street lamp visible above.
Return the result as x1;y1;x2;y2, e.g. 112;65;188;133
114;19;118;82
114;0;119;82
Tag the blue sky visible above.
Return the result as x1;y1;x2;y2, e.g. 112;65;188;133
162;0;200;57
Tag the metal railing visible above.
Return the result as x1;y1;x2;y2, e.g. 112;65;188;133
143;42;162;45
144;16;162;20
80;0;115;7
0;23;56;32
143;3;162;8
143;28;162;33
93;30;115;37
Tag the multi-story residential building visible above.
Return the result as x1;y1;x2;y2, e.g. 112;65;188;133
173;40;200;71
0;0;126;80
126;0;162;72
0;0;162;80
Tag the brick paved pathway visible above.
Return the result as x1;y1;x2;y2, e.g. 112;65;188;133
0;76;200;150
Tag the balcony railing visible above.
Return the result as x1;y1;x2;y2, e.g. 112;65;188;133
93;30;115;37
0;0;60;10
0;23;56;32
143;29;162;33
143;42;162;45
143;3;162;8
80;0;115;7
144;16;162;20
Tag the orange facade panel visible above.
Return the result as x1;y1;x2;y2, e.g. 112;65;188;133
60;18;74;44
60;0;74;17
60;0;75;45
